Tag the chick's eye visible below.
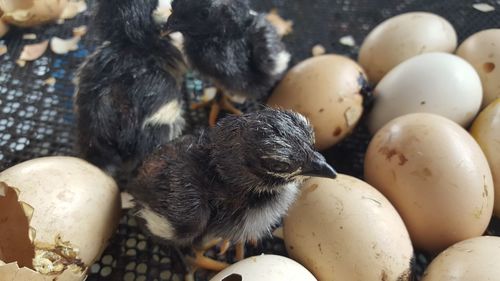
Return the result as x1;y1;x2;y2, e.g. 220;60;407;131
269;161;290;173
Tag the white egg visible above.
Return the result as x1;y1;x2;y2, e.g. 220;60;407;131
368;52;483;134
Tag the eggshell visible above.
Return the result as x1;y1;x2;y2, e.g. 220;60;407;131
421;236;500;281
470;99;500;217
365;113;494;253
210;254;317;281
359;12;457;83
0;18;9;38
267;55;365;150
0;0;68;27
0;156;121;280
368;52;483;134
284;175;413;281
457;29;500;108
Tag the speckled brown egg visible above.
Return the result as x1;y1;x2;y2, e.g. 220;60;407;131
267;55;365;150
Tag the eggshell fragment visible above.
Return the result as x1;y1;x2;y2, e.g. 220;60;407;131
457;29;500;108
368;53;483;133
470;99;500;217
267;55;365;150
0;156;121;280
210;255;317;281
359;12;457;83
365;113;494;253
18;40;48;61
50;36;80;54
284;175;413;281
421;236;500;281
0;18;9;37
1;0;69;27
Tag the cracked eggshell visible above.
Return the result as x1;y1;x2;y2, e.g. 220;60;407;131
210;254;317;281
470;99;500;217
0;0;68;27
457;29;500;108
365;113;494;253
368;53;483;134
267;55;365;150
421;236;500;281
0;156;121;280
0;18;9;38
358;12;457;83
284;175;413;281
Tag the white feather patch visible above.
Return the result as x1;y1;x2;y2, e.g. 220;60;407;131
271;51;291;76
138;206;175;240
153;0;172;24
143;100;182;127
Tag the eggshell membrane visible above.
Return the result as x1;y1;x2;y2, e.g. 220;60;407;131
421;236;500;281
0;0;68;27
358;12;457;83
267;55;364;151
457;29;500;108
368;53;483;134
470;99;500;217
210;254;317;281
284;175;413;281
0;156;121;279
365;113;494;253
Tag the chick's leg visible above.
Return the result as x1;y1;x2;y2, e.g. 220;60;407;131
191;89;242;127
184;238;230;281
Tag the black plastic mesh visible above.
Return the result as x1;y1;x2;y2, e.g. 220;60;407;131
0;0;499;280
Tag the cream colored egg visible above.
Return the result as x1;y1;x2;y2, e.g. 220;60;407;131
457;29;500;108
365;113;494;253
210;254;317;281
368;53;483;134
284;175;413;281
0;156;121;280
470;99;500;217
267;55;365;150
359;12;457;83
421;236;500;281
0;0;68;27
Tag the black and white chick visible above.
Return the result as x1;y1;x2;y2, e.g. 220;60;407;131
75;0;187;177
166;0;291;127
127;108;336;275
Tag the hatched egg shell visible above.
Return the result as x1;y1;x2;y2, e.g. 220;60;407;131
0;19;9;38
368;52;483;134
0;156;121;279
284;175;413;280
210;254;317;281
365;113;494;253
457;29;500;108
421;236;500;281
359;12;457;83
470;99;500;217
267;55;365;150
1;0;68;27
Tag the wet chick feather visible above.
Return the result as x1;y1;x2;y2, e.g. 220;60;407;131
127;108;336;248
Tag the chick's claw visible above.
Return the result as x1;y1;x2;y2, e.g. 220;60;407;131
191;90;243;127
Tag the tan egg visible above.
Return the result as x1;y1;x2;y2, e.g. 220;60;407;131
210;255;317;281
0;156;121;280
421;236;500;281
359;12;457;83
457;29;500;108
365;113;494;253
0;0;68;27
284;175;413;281
267;55;365;150
470;99;500;217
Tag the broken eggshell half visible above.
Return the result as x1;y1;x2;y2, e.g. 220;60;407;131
0;156;121;281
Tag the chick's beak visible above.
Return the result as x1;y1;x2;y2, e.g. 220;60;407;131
301;152;337;179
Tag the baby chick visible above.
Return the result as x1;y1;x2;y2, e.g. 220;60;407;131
127;108;336;276
166;0;291;126
75;0;187;176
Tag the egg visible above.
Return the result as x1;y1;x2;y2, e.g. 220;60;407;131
0;16;8;38
358;12;457;83
209;254;317;281
365;113;494;253
267;55;365;150
457;29;500;108
367;52;483;134
470;99;500;217
0;157;121;280
283;175;413;281
421;236;500;281
0;0;68;27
